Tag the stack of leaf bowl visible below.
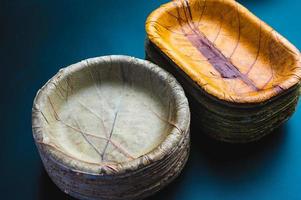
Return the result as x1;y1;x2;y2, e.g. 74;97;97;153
32;55;190;199
145;0;301;143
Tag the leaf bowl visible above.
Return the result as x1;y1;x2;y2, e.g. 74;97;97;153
32;55;190;199
145;0;301;142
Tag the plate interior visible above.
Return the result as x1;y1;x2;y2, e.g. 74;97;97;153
40;61;174;164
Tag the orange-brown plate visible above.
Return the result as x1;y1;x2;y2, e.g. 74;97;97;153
146;0;301;103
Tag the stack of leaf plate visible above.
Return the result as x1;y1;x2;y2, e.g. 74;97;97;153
145;0;301;143
32;56;191;199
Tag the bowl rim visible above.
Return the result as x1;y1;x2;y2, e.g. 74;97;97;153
32;55;190;176
145;0;301;104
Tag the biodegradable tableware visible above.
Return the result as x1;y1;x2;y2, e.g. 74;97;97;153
145;0;301;143
32;55;190;199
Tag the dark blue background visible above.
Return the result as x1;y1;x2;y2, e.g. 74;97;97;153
1;0;300;199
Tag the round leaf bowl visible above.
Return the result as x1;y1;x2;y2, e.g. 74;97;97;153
32;55;190;200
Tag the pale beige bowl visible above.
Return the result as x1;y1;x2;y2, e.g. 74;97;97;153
32;55;190;200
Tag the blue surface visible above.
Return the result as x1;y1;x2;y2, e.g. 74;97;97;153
0;0;300;199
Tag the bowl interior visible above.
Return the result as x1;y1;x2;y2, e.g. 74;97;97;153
38;57;176;165
146;0;300;103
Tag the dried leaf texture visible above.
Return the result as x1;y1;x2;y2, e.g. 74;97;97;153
32;56;190;199
32;56;187;166
146;0;301;103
